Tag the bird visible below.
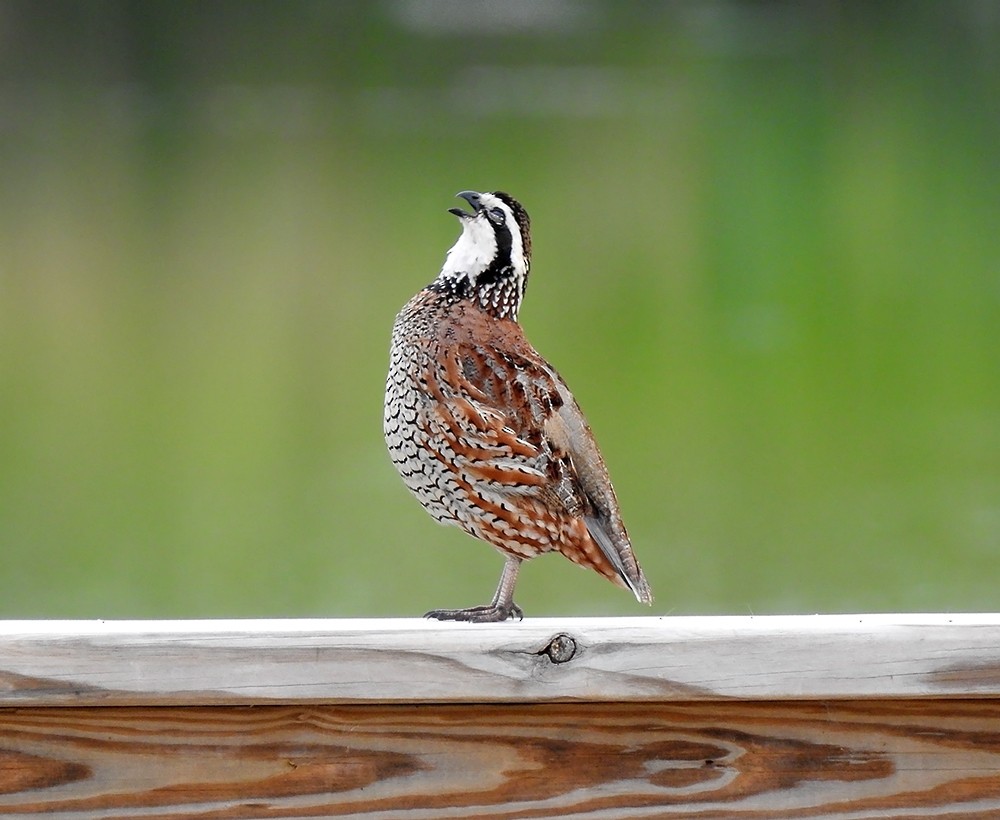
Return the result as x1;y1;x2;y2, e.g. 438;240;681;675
383;190;652;621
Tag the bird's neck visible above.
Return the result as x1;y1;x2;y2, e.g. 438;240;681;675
428;271;525;321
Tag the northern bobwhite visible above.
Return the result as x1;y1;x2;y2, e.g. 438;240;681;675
383;190;652;621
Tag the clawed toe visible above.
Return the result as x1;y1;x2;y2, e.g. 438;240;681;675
423;556;524;623
425;602;523;623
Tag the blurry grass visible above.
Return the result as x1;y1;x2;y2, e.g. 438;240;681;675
0;3;998;617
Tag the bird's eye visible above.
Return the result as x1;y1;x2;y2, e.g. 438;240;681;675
488;207;505;223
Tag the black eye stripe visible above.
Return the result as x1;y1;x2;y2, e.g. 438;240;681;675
490;191;531;256
476;218;513;287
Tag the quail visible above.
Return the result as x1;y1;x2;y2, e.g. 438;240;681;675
383;190;652;621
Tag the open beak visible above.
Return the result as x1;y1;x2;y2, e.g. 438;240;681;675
448;190;483;219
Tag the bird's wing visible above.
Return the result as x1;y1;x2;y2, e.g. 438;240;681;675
446;341;651;603
540;367;652;604
421;342;548;492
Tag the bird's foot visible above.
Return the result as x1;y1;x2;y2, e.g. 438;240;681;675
424;602;524;623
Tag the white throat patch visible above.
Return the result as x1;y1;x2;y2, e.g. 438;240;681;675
440;217;498;284
438;193;528;287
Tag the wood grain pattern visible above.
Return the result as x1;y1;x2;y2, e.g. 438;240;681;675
3;615;1000;706
2;701;1000;818
4;617;1000;817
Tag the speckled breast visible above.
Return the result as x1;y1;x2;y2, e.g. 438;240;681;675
383;291;464;527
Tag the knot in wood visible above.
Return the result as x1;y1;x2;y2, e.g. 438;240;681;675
541;633;577;664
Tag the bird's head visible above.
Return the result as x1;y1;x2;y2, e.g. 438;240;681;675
434;190;532;320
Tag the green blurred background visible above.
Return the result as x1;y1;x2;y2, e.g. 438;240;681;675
1;1;998;618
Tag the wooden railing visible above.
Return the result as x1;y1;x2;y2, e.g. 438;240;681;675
2;614;999;817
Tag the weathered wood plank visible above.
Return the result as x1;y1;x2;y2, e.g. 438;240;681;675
2;615;1000;706
1;700;1000;818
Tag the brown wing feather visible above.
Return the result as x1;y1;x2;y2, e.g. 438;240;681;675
541;370;652;603
444;338;651;603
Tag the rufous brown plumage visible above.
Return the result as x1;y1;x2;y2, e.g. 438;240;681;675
384;190;651;621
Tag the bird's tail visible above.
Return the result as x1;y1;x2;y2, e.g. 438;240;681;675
584;514;653;605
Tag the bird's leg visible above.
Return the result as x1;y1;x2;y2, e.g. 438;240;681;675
425;556;523;622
